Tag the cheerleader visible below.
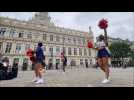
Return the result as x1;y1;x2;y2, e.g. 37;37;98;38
34;42;44;84
97;35;111;83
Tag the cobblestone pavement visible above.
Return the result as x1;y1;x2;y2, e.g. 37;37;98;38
0;67;134;87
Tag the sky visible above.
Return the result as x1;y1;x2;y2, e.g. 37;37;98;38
0;12;134;42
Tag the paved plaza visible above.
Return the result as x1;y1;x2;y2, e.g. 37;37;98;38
0;67;134;87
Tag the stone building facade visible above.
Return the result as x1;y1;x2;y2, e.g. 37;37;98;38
0;12;96;70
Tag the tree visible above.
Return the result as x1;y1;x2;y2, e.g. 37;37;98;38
129;50;134;60
109;42;131;59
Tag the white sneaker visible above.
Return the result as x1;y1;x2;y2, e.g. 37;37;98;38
101;79;110;84
32;77;39;82
35;79;44;84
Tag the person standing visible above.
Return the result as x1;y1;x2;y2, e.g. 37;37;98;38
62;55;67;72
96;35;111;83
34;42;44;84
12;60;19;78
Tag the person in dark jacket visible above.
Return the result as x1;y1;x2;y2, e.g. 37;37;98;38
62;55;67;72
12;61;18;78
33;42;44;84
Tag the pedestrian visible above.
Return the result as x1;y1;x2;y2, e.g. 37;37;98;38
33;42;44;84
1;57;13;80
62;54;67;72
12;60;19;78
96;35;111;83
56;60;59;70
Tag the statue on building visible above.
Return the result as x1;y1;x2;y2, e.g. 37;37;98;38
29;12;54;26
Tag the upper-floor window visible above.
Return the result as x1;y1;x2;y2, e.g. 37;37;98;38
0;28;6;37
74;48;77;55
16;43;21;53
68;37;71;43
56;46;60;53
49;47;53;56
62;36;65;43
56;35;60;42
27;33;32;39
78;38;81;44
9;28;16;38
50;35;53;41
18;32;24;38
43;34;47;41
68;47;72;55
0;42;2;51
73;38;76;44
5;42;12;53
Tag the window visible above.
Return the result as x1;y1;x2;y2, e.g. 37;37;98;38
63;37;65;43
43;34;47;41
78;38;81;44
50;35;53;41
9;28;16;38
79;48;82;56
84;48;87;56
25;44;30;51
16;43;21;53
5;42;12;53
74;48;77;55
49;47;53;56
18;32;24;38
27;33;32;39
0;42;2;51
63;47;66;55
43;45;46;51
34;45;37;51
88;49;91;56
68;47;72;55
68;37;71;43
73;38;76;44
0;28;6;36
56;46;60;53
56;35;60;42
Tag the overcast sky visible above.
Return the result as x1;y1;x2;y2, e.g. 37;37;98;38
0;12;134;42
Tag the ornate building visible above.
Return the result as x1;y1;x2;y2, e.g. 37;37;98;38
0;12;95;70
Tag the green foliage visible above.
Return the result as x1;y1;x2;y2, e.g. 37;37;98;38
109;42;131;58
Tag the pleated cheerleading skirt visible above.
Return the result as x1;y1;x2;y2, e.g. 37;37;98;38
97;48;111;58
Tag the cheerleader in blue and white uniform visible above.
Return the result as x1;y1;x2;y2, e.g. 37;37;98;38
97;35;111;83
